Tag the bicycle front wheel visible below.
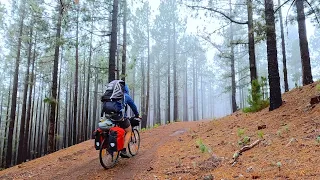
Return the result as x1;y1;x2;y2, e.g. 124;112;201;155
99;139;119;169
128;128;140;156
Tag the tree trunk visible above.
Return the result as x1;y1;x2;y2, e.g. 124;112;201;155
2;78;12;167
108;0;119;82
295;0;313;85
247;0;257;82
55;47;63;150
121;0;127;82
192;57;196;121
278;0;289;92
44;107;49;155
183;57;188;122
229;1;237;113
39;93;45;156
201;75;204;119
49;3;63;153
6;3;25;167
29;81;40;159
63;82;68;148
167;34;171;123
77;63;83;142
85;21;93;140
27;32;37;160
80;54;86;141
156;56;161;125
116;24;120;80
13;102;20;165
33;83;41;158
92;72;98;133
141;57;147;128
173;22;178;121
145;2;150;127
73;4;79;145
37;85;44;157
17;25;33;164
68;77;73;147
264;0;282;111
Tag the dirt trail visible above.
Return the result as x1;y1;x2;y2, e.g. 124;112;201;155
0;121;202;180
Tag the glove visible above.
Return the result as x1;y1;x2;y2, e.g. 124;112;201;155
135;114;140;118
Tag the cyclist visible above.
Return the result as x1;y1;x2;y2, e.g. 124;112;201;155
102;81;140;158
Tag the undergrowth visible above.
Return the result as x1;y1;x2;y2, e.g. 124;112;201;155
196;139;211;153
316;84;320;92
243;77;269;113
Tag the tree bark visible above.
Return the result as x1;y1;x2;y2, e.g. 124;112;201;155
33;82;41;158
73;4;79;145
247;0;257;82
295;0;313;85
63;82;68;148
264;0;282;111
156;56;161;124
167;33;171;123
26;32;37;160
121;0;127;81
6;2;25;167
173;22;178;121
183;56;188;122
2;78;11;167
145;4;150;127
141;57;147;128
278;0;289;92
85;21;93;140
92;72;98;133
55;47;63;150
49;3;63;153
192;57;196;121
80;54;86;141
230;0;237;113
108;0;119;82
68;76;73;147
17;25;33;164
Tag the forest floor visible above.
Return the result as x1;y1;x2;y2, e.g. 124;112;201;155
0;81;320;180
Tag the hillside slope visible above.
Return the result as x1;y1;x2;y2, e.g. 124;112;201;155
0;82;319;180
142;82;320;180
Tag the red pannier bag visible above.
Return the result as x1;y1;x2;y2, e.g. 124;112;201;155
108;126;125;151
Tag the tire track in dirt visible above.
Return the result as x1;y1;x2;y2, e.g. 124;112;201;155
110;122;200;180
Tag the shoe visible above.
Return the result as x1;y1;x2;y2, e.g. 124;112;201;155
120;149;130;158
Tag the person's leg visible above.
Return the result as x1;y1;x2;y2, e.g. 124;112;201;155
123;125;132;149
119;118;131;158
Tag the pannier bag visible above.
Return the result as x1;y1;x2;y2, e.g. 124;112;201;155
108;127;125;152
93;128;104;150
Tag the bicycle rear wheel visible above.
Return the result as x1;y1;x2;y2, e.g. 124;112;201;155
128;128;140;156
99;138;119;169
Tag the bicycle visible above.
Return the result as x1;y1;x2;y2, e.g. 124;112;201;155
97;117;141;169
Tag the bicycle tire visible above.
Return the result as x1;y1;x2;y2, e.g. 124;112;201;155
128;128;140;156
99;138;119;169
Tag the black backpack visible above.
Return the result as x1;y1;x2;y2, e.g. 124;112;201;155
101;80;125;120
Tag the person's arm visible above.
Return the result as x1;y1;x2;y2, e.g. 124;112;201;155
124;93;139;117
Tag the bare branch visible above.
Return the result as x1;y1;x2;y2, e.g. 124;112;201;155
198;34;224;54
285;0;297;31
304;0;320;25
185;4;248;25
274;0;292;13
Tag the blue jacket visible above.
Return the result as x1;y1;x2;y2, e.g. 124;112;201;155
124;85;139;117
